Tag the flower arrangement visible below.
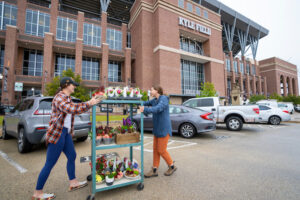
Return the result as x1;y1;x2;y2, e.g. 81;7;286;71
133;88;142;98
114;87;123;97
106;87;115;98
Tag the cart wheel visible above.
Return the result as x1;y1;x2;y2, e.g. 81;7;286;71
86;195;95;200
137;183;144;191
87;174;92;182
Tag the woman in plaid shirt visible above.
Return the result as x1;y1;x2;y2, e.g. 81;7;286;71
32;77;102;200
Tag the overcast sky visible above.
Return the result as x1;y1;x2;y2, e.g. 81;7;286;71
219;0;300;93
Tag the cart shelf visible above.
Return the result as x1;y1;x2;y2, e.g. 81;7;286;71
87;100;145;200
95;142;141;150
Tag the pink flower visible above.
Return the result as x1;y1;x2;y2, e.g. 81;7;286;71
136;91;138;94
118;90;121;94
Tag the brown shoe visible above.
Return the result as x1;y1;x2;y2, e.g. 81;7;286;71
164;166;177;176
144;167;158;178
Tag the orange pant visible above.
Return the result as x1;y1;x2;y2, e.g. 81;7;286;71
153;134;173;168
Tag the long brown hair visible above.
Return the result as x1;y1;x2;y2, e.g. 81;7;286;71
152;85;163;95
55;83;72;95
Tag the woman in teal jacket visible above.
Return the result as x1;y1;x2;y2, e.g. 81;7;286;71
139;86;177;178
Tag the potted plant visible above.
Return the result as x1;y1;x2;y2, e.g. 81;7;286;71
105;172;115;186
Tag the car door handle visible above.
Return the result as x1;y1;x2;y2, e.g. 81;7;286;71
212;108;216;111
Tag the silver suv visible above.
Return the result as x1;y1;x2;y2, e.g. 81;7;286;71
2;96;91;153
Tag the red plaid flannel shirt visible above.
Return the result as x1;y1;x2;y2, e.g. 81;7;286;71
46;91;91;144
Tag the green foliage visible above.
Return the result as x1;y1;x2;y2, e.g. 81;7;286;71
281;95;300;105
269;93;283;102
249;94;266;103
44;68;90;101
196;82;218;97
141;91;148;101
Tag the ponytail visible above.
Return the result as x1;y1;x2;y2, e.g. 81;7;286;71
55;87;62;95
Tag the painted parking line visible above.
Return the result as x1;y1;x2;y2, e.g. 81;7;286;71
0;150;27;173
134;136;197;152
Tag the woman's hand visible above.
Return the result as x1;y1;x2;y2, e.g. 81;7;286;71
89;96;102;106
139;106;144;113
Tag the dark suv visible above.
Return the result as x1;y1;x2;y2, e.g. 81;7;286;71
2;96;91;153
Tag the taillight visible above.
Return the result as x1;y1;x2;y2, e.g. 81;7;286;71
88;123;92;126
201;112;213;120
253;108;260;114
34;109;51;115
283;110;289;114
36;127;46;130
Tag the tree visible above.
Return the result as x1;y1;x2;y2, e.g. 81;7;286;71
197;82;218;97
44;69;90;101
249;94;266;103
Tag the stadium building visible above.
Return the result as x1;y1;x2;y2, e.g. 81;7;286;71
0;0;298;105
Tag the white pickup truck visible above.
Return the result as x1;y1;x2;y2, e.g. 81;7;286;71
182;97;260;131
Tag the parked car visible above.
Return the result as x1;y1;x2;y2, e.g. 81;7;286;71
131;105;216;138
257;105;291;125
0;105;15;115
295;104;300;113
2;96;91;153
278;102;294;114
182;97;260;131
256;100;278;107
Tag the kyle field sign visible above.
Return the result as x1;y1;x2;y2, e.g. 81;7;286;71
179;16;211;35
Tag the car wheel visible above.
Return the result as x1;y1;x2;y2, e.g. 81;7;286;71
226;116;243;131
17;127;32;153
179;123;196;138
2;122;11;140
269;116;281;125
77;136;88;142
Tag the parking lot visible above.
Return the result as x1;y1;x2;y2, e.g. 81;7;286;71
1;122;300;200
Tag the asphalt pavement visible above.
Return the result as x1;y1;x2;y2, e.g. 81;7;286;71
1;123;300;200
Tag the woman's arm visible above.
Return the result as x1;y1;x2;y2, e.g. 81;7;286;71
55;96;91;115
143;98;155;106
143;96;169;115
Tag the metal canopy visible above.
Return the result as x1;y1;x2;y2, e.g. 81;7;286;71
193;0;269;58
60;0;134;25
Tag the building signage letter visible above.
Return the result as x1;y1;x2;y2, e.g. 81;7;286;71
178;16;211;35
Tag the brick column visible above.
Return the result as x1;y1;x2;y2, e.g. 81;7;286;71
101;43;109;87
258;76;262;95
17;0;26;34
77;12;84;39
295;79;299;96
101;12;107;44
124;48;131;86
237;59;243;91
75;39;83;76
224;53;228;97
42;33;54;95
229;51;235;83
288;78;292;95
2;25;18;105
264;77;268;97
246;74;250;98
122;23;127;50
75;11;84;76
50;0;59;36
283;76;287;96
239;75;243;93
252;75;256;95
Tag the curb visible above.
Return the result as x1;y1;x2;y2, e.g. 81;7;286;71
285;121;300;124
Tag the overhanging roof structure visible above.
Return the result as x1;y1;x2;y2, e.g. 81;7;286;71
37;0;269;59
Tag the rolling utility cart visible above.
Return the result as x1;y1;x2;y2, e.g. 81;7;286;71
87;100;144;200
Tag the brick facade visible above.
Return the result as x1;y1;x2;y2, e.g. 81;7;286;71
0;0;298;105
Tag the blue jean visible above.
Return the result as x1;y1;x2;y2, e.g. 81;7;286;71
36;128;76;190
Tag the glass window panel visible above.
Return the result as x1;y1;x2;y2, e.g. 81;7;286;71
23;49;43;76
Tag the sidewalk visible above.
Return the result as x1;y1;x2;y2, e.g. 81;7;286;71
289;112;300;123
